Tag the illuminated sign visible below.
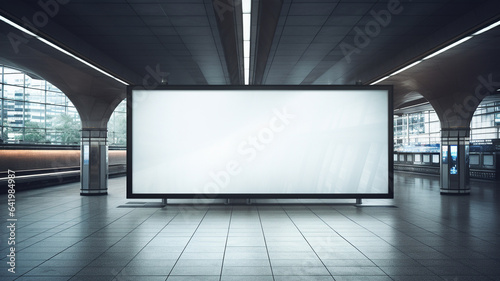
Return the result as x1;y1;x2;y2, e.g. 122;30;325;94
127;86;393;199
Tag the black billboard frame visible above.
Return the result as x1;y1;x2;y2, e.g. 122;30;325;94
126;85;394;200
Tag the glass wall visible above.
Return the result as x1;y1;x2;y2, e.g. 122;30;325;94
108;100;126;147
0;65;126;147
394;111;440;152
470;100;500;142
1;65;80;145
394;100;500;152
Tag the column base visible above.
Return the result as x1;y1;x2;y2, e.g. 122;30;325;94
80;189;108;196
440;189;470;195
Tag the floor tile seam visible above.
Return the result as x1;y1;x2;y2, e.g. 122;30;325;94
257;206;276;281
375;211;497;262
360;209;496;273
1;196;104;248
163;207;211;278
100;209;180;281
306;205;405;281
2;190;97;222
13;206;138;280
327;200;491;278
219;206;233;281
280;205;336;280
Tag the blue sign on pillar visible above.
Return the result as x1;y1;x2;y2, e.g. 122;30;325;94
442;145;448;164
450;145;458;175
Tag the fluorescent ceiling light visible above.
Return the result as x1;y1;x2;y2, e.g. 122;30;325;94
389;61;421;76
369;18;500;86
242;0;251;85
242;0;252;14
423;36;472;60
0;15;129;86
243;14;251;40
243;40;250;57
370;76;390;85
0;15;37;37
473;20;500;35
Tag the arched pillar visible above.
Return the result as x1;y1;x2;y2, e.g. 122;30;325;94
392;70;499;195
77;97;125;196
80;128;108;195
430;91;481;195
0;28;128;195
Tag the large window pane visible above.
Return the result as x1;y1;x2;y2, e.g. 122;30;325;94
45;105;66;127
24;127;46;143
25;87;45;103
115;100;126;112
3;126;23;143
3;85;24;100
67;106;80;123
25;102;45;125
1;65;82;145
108;100;126;146
46;91;66;105
46;129;62;144
25;76;45;90
46;111;80;144
3;100;23;127
3;68;24;86
46;82;61;93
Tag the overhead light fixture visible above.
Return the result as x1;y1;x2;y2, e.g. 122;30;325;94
473;19;500;35
370;76;390;85
370;19;500;85
242;0;251;85
422;36;473;60
389;61;421;76
0;14;129;86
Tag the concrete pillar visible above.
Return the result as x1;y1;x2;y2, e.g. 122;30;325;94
80;128;108;196
440;128;470;195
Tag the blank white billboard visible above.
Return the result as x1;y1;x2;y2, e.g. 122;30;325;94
127;86;393;198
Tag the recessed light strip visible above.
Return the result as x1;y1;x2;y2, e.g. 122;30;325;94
370;19;500;85
370;76;390;85
242;0;251;85
0;14;129;86
473;20;500;35
422;36;472;61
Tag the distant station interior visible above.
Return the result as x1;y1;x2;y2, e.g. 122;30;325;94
1;0;500;280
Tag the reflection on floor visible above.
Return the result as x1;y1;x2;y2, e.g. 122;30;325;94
0;172;499;281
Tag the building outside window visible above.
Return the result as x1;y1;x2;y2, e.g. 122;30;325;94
394;100;500;152
108;100;126;147
394;110;440;152
470;101;500;142
0;65;126;147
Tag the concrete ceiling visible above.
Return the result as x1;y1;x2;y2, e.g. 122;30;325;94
0;0;499;118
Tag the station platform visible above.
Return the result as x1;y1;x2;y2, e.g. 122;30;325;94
0;172;499;280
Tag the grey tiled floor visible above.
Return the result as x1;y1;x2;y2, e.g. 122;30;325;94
1;172;499;281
